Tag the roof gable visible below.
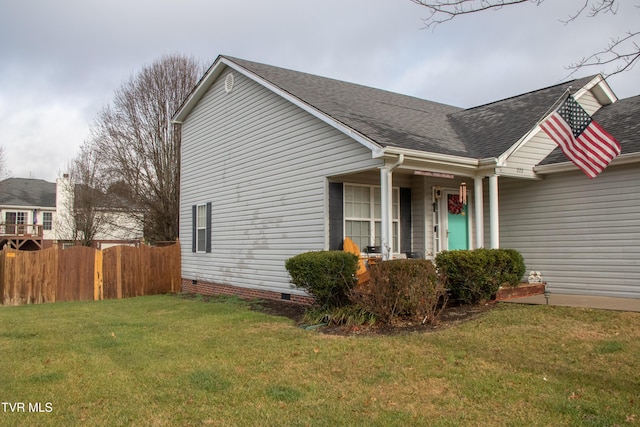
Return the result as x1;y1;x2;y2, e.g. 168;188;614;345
0;178;56;208
448;76;597;159
539;94;640;166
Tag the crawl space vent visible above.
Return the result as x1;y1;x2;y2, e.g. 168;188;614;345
224;73;235;93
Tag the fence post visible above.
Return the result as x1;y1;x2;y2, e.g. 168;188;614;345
51;245;58;303
94;249;103;301
0;250;4;305
116;245;123;299
4;250;17;306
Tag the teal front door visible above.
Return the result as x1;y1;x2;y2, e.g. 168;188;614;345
447;194;469;250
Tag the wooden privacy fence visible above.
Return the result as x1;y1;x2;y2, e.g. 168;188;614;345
0;244;181;306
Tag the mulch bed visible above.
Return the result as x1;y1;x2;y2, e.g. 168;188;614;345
177;292;497;337
249;298;497;337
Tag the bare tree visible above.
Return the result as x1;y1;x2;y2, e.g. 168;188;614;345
55;142;110;246
0;146;7;178
89;54;204;243
410;0;640;77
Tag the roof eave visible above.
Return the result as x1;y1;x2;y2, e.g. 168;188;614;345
376;146;478;165
173;56;227;123
0;204;56;210
376;147;495;177
534;152;640;175
575;74;618;105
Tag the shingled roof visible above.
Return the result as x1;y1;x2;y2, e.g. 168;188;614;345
540;94;640;165
0;178;56;207
448;76;596;158
225;57;469;157
182;56;637;165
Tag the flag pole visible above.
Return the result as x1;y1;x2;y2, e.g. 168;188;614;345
538;86;621;178
537;87;572;125
500;86;574;163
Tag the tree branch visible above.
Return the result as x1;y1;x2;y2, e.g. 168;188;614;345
411;0;639;77
566;30;640;77
409;0;541;28
560;0;617;24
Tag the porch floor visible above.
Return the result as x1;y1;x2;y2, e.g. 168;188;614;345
500;293;640;312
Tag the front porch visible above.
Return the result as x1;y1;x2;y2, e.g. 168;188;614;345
330;152;508;260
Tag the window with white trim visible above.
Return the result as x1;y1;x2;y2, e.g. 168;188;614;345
5;211;26;234
344;184;399;252
196;204;207;252
43;212;53;231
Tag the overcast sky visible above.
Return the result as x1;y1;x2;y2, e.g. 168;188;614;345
1;0;638;182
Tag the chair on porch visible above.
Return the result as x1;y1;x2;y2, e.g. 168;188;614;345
342;237;369;285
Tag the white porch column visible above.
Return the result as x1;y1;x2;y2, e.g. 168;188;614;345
489;174;500;249
474;176;484;249
380;167;392;260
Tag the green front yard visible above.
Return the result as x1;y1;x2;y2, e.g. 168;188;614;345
1;295;638;426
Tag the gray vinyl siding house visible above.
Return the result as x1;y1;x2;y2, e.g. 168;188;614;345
178;65;381;296
175;55;640;300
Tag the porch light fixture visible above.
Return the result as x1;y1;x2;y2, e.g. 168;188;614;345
459;182;467;205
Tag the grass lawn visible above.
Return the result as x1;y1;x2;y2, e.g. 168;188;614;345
1;295;639;426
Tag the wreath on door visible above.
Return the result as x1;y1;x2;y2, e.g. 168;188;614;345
448;195;464;215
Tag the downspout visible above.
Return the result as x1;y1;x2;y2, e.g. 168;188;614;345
388;153;405;171
380;154;405;260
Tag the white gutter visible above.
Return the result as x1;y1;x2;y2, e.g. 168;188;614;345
387;153;405;171
478;157;499;170
376;146;480;168
0;205;55;210
534;152;640;175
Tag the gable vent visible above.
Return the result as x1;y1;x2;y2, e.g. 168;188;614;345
224;73;235;93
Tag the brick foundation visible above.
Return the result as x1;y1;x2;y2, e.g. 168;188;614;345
495;282;546;301
181;279;315;305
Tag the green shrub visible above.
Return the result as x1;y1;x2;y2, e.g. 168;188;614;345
435;249;526;304
349;259;447;325
302;305;377;327
285;251;359;308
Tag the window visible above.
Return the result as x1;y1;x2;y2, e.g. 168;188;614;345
43;212;53;231
344;185;399;252
192;202;211;253
5;212;26;234
196;204;207;252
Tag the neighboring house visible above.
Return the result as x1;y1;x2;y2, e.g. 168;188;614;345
0;178;56;250
174;55;640;300
54;175;144;249
0;176;143;250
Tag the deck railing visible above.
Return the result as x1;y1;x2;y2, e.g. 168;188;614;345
0;223;44;237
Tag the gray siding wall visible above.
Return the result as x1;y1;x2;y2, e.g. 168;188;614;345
497;163;640;298
180;69;381;294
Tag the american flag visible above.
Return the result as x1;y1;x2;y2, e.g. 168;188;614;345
540;94;621;178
